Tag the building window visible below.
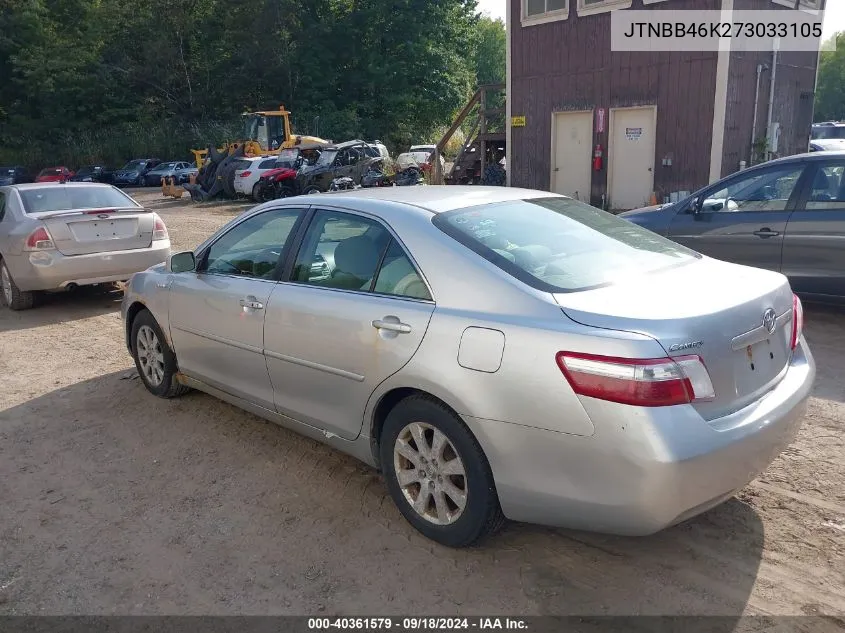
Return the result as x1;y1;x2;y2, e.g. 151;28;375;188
523;0;568;24
576;0;633;17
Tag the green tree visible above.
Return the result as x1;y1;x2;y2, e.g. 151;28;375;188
474;16;506;86
815;32;845;122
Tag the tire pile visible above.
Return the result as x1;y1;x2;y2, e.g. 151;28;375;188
183;145;246;202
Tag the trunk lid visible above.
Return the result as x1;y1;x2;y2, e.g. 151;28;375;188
36;208;155;256
554;257;794;420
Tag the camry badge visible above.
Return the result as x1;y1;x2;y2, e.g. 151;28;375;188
668;341;703;352
763;308;777;334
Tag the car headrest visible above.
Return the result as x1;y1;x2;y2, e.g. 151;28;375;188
813;170;831;191
333;235;380;278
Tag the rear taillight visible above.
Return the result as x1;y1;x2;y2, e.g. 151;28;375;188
24;226;55;251
791;294;804;350
153;214;168;241
239;170;251;178
556;352;715;407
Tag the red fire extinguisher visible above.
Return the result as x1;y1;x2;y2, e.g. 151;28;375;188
593;144;604;171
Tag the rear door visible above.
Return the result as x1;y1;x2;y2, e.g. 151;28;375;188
264;208;435;440
168;206;306;409
667;163;808;272
781;159;845;299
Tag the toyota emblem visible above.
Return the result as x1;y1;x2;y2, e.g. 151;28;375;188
762;308;777;334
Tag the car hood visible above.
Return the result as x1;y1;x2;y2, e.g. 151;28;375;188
618;203;670;217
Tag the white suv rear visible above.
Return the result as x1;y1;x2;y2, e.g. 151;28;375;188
234;156;283;199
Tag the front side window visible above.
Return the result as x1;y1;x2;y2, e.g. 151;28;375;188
203;208;302;279
702;166;804;213
434;197;699;293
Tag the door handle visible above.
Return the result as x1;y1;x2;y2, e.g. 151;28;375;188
239;296;264;310
753;228;780;238
372;318;411;334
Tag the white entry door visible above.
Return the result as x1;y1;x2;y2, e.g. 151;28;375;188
551;110;593;202
608;106;656;210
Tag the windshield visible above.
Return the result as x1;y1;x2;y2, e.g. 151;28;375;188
151;162;178;171
433;197;699;293
812;126;845;140
19;185;140;214
39;168;63;176
75;166;97;176
315;149;338;167
122;160;146;170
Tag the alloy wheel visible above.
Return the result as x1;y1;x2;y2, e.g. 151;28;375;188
393;422;468;525
136;325;165;387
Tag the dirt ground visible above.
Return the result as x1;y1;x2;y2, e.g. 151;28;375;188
0;189;843;616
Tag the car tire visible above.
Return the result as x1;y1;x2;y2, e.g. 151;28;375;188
252;182;265;202
303;186;321;195
0;259;36;311
380;394;505;547
130;309;190;399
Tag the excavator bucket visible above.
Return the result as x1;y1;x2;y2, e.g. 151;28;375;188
161;176;184;199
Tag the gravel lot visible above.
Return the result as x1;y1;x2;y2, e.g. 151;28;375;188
0;189;843;616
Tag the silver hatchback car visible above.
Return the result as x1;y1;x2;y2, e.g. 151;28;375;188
121;187;815;547
0;183;170;310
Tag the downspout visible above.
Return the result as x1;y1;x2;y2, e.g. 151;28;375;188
750;63;767;166
765;41;779;162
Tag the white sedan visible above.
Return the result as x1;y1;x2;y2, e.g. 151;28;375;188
234;156;283;200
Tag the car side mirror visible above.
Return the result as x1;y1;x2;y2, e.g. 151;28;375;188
168;251;196;273
690;196;704;215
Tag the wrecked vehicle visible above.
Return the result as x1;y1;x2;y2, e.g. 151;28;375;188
253;145;324;202
296;140;382;194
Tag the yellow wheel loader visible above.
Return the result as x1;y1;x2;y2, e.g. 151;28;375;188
191;105;328;168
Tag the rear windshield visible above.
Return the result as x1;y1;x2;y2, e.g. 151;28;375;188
38;168;64;176
19;186;140;214
433;197;699;293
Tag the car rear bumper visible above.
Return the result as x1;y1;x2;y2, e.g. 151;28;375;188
463;338;815;535
4;241;170;292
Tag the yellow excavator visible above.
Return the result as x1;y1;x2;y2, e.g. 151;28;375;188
190;105;328;167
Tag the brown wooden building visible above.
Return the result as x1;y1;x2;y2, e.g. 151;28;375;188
506;0;824;210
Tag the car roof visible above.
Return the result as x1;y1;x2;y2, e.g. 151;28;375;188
313;185;558;214
762;150;845;166
325;139;368;150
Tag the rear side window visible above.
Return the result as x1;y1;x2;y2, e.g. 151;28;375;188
259;159;278;169
19;186;139;214
433;198;699;293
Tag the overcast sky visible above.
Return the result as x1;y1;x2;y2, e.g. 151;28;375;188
475;0;844;40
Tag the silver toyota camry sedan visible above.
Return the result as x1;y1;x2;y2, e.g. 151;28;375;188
121;186;815;547
0;183;170;310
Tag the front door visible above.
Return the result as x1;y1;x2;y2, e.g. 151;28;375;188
551;110;593;202
667;164;806;272
781;160;845;297
168;207;305;409
264;208;435;440
609;107;656;210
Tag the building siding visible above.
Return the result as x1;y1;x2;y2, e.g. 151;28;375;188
510;0;720;206
510;0;821;207
720;0;821;176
